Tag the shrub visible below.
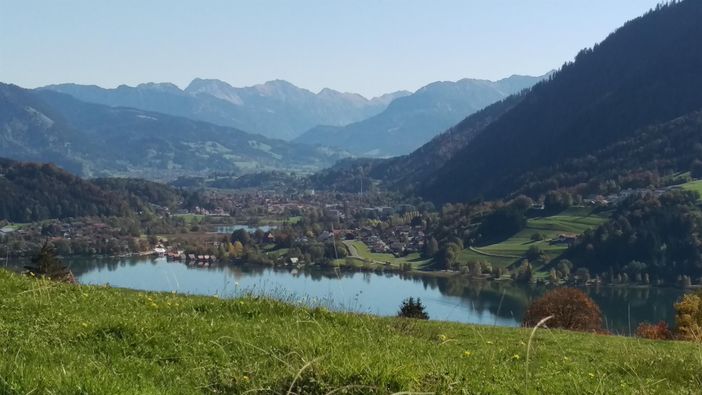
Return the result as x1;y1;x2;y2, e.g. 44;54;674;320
24;242;75;283
635;321;673;340
522;288;602;332
674;291;702;341
397;297;429;320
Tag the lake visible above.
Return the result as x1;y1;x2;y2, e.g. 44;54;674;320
215;225;276;234
6;256;685;334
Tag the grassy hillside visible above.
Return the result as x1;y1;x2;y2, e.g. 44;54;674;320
1;269;700;394
460;207;609;268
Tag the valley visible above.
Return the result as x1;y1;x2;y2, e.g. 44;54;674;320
3;1;702;393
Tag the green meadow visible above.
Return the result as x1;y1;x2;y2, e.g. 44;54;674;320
0;269;700;394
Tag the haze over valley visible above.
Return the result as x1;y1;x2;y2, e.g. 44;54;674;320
2;1;702;393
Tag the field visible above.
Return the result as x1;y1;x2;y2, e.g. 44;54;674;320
680;179;702;198
343;240;431;269
459;207;610;268
1;269;701;394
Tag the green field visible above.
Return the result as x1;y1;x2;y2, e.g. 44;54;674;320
1;269;700;394
680;179;702;197
459;207;610;268
344;240;431;269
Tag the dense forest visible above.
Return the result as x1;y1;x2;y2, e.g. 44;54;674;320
566;190;702;282
0;158;193;222
417;0;702;203
0;158;130;222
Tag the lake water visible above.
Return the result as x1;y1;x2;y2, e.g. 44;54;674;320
7;257;685;334
215;225;276;234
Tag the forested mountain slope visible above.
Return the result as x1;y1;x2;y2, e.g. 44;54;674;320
416;0;702;203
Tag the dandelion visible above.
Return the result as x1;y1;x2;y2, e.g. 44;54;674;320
462;351;472;358
81;322;88;328
242;375;250;383
512;354;521;360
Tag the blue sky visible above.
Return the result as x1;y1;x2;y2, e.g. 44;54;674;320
1;0;662;97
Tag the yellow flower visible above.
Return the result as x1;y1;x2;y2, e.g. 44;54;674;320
463;351;472;357
242;375;250;383
486;340;494;345
512;354;521;360
81;322;88;328
589;373;596;378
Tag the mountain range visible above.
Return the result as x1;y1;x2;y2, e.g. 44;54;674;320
41;79;409;141
356;0;702;203
0;84;347;179
295;74;548;157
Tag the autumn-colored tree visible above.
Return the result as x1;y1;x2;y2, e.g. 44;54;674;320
674;291;702;341
635;321;673;340
522;288;602;332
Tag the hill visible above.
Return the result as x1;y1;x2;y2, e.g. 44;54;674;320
0;157;193;222
295;74;547;157
0;83;347;180
0;269;698;394
0;158;130;222
41;79;409;141
411;0;702;203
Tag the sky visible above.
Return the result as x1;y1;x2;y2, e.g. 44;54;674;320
1;0;663;98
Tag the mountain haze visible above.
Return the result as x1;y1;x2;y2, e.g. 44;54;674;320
295;74;547;157
0;83;346;180
41;79;409;141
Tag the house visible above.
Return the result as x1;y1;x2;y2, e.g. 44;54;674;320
551;233;578;246
0;226;16;239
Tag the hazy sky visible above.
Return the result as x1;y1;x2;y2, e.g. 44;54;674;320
1;0;662;97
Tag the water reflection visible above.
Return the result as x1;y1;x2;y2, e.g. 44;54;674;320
6;257;683;333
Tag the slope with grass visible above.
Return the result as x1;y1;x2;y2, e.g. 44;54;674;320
459;207;610;269
0;269;700;394
342;240;431;269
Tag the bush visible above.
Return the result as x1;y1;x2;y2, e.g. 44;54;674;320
674;291;702;341
397;297;429;320
635;321;673;340
522;288;602;332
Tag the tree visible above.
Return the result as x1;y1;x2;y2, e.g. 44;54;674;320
423;237;439;258
24;242;75;283
674;291;702;341
397;297;429;320
231;229;251;245
691;159;702;179
523;288;603;332
525;245;544;261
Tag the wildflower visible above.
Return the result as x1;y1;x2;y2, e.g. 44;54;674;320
438;334;448;342
150;302;158;308
462;351;472;358
242;375;250;383
588;373;595;378
81;322;88;328
486;340;494;345
512;354;521;360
